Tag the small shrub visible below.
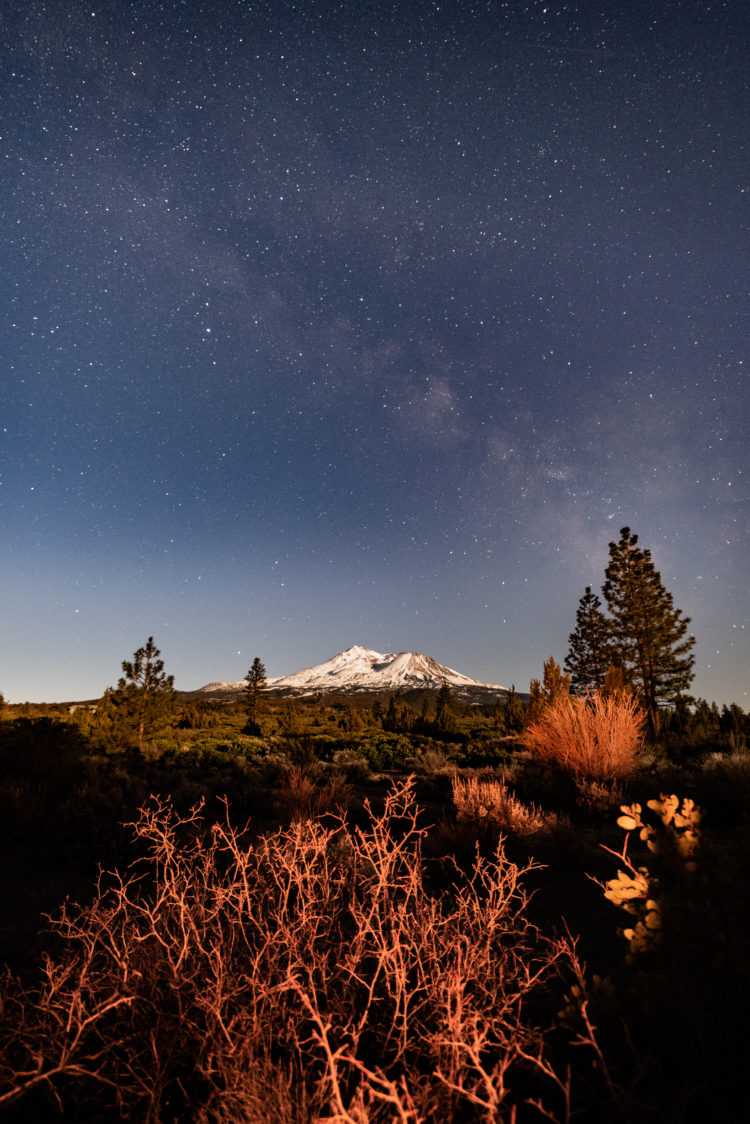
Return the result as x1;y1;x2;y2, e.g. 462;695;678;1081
456;737;515;767
411;743;455;777
331;747;371;783
277;733;319;768
699;750;750;811
353;732;414;771
449;771;553;845
183;735;263;761
0;779;43;832
576;777;625;818
275;764;351;821
596;793;710;965
522;692;644;781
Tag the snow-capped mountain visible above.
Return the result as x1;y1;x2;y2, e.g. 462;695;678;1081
198;645;507;698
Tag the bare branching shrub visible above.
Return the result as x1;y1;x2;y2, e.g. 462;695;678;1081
0;780;587;1122
522;693;645;781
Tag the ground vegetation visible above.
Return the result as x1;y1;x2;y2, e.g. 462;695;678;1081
1;656;749;1121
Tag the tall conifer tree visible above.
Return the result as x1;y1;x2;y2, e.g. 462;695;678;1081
434;682;456;733
526;657;570;727
525;679;545;727
564;586;613;693
602;527;695;735
503;685;525;734
111;637;175;749
542;656;570;704
244;657;267;733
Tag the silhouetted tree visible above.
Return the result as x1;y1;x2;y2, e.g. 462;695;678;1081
720;703;745;743
503;685;525;734
542;656;570;705
244;657;267;734
565;587;612;693
104;637;175;749
491;697;507;732
382;696;414;733
603;527;695;736
434;682;457;733
525;679;545;727
526;657;570;727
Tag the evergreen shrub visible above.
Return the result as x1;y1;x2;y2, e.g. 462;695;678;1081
353;732;414;771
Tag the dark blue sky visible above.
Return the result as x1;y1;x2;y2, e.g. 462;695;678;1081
2;0;748;704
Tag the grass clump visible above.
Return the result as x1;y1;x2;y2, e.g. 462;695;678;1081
522;693;644;782
451;771;551;837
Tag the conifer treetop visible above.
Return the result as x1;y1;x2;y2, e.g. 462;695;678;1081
602;527;695;734
119;637;175;695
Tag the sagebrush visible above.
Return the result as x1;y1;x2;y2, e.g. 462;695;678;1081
451;772;552;837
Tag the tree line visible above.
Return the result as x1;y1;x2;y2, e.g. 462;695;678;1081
0;527;719;750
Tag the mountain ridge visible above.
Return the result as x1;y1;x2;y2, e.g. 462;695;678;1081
198;645;508;699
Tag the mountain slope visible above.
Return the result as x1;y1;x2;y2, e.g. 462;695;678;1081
198;645;507;698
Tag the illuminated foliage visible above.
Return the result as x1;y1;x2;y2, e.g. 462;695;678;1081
522;691;645;781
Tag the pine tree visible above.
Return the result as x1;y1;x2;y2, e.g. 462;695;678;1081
382;696;414;733
491;698;506;732
542;656;570;704
279;700;302;735
339;705;364;732
111;637;175;749
564;586;613;693
434;682;456;733
526;658;570;727
603;663;631;698
603;527;695;736
503;685;525;734
244;657;267;734
525;679;545;727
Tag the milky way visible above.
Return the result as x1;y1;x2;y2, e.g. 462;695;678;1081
2;1;747;704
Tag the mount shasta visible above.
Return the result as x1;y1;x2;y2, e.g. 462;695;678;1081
199;645;508;700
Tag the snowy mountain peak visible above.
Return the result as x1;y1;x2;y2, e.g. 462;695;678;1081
197;646;507;697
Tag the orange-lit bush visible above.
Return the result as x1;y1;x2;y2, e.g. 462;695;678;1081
522;692;645;781
275;763;352;822
0;780;585;1122
451;772;553;837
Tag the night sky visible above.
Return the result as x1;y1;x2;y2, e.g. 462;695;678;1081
2;1;748;705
